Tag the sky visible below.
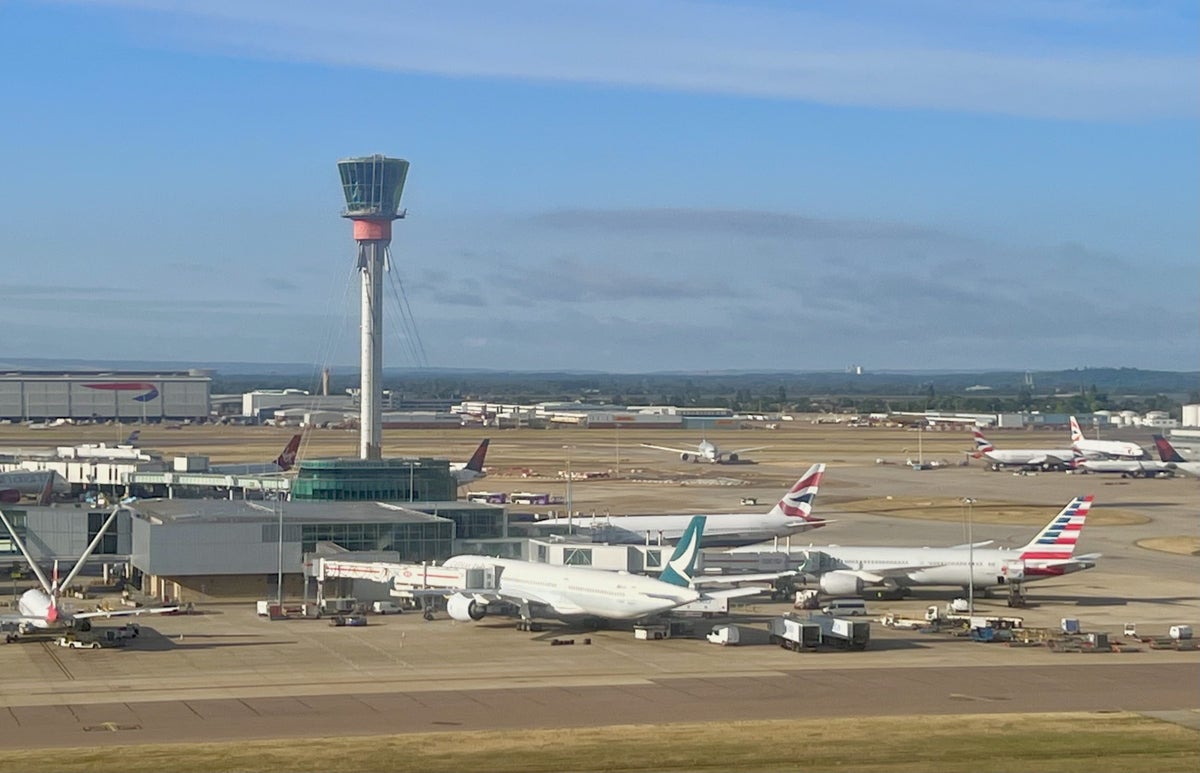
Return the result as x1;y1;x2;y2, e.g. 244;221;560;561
0;0;1196;374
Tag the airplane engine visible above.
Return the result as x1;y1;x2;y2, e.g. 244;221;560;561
446;593;487;622
680;453;692;462
819;571;864;596
727;453;740;462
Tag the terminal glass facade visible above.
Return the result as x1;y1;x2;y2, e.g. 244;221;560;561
291;458;456;503
299;521;452;562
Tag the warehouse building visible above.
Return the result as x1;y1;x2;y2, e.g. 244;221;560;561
0;371;211;422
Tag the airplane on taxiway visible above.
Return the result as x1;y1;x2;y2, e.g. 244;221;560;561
640;438;766;464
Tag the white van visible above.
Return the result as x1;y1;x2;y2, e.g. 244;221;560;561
371;600;404;615
821;598;868;616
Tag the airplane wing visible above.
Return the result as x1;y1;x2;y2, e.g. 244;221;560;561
949;541;994;549
701;587;765;600
71;605;181;620
729;446;769;456
405;586;585;616
692;571;795;587
639;443;696;455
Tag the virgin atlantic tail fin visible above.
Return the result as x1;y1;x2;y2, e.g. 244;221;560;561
275;434;303;471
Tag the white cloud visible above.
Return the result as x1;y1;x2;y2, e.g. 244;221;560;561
70;0;1197;120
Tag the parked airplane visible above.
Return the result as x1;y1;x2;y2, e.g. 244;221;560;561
0;507;178;638
1071;450;1173;478
209;434;303;475
751;496;1098;607
1070;416;1146;459
450;439;490;487
0;470;69;504
537;463;827;547
970;430;1074;471
435;516;758;626
1151;435;1200;478
640;438;766;464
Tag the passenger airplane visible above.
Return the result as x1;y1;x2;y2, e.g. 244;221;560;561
1071;450;1173;478
449;439;490;487
1070;416;1146;459
436;516;758;625
537;463;827;547
0;507;178;638
746;496;1099;604
970;430;1074;471
1151;435;1200;478
209;434;303;475
640;438;767;464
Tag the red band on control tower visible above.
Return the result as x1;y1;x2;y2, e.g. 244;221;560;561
352;219;392;241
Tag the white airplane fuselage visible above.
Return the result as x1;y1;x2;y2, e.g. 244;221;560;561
1077;459;1172;477
1073;438;1146;459
979;449;1074;468
799;545;1095;588
442;556;699;619
538;511;822;547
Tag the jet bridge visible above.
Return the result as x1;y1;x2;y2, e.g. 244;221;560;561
305;556;499;615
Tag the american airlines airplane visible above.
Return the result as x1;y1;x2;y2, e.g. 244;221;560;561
537;464;827;547
640;438;766;464
1151;435;1200;478
741;496;1099;606
449;439;490;487
1070;416;1146;459
435;516;757;626
0;508;178;639
970;430;1074;471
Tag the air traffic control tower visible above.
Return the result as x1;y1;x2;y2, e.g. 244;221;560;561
338;155;410;460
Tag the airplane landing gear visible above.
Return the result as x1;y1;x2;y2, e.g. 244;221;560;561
1008;584;1027;608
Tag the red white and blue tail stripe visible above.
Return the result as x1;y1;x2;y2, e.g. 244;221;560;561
972;430;994;457
1019;495;1092;561
772;464;825;525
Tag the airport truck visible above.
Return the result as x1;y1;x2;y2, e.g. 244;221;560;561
809;614;871;650
768;615;821;651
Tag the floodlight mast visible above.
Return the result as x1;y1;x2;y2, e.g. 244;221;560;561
337;155;409;460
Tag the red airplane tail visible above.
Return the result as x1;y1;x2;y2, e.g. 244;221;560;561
275;434;303;471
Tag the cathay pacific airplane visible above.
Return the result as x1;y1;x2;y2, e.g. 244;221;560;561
640;438;766;464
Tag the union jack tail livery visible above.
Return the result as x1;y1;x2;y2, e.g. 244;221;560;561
768;463;826;527
1069;416;1086;444
972;430;994;458
1018;495;1092;561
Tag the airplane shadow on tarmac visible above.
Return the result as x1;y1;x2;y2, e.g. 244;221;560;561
111;629;299;652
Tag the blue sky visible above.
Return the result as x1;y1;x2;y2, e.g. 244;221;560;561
0;0;1196;373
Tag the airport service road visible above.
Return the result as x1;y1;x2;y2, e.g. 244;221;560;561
0;605;1196;749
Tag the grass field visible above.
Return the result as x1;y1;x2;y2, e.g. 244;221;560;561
3;712;1195;773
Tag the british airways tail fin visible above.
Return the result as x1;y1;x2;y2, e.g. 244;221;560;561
1019;496;1092;559
767;464;825;528
464;439;490;473
658;515;705;587
1152;435;1186;463
972;430;994;457
1069;416;1085;444
124;429;140;445
275;434;302;471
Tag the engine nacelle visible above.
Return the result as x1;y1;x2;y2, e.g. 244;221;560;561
680;453;692;462
727;452;740;463
819;571;864;596
446;593;487;622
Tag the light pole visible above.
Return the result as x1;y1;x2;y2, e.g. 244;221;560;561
563;445;574;535
963;497;977;616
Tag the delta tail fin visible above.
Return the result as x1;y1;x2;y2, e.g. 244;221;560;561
658;515;705;587
275;434;303;471
1018;496;1092;560
767;464;826;528
464;439;490;473
1152;435;1186;463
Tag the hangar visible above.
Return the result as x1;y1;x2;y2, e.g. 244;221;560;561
0;370;211;422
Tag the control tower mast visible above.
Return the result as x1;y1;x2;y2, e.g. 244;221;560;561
337;155;410;460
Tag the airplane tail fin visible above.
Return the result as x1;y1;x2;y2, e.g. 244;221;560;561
1069;416;1085;444
972;430;994;458
1069;449;1088;470
464;439;490;473
658;515;705;587
767;464;826;527
1019;496;1092;560
36;472;55;506
275;434;303;471
125;429;140;445
1152;434;1186;463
